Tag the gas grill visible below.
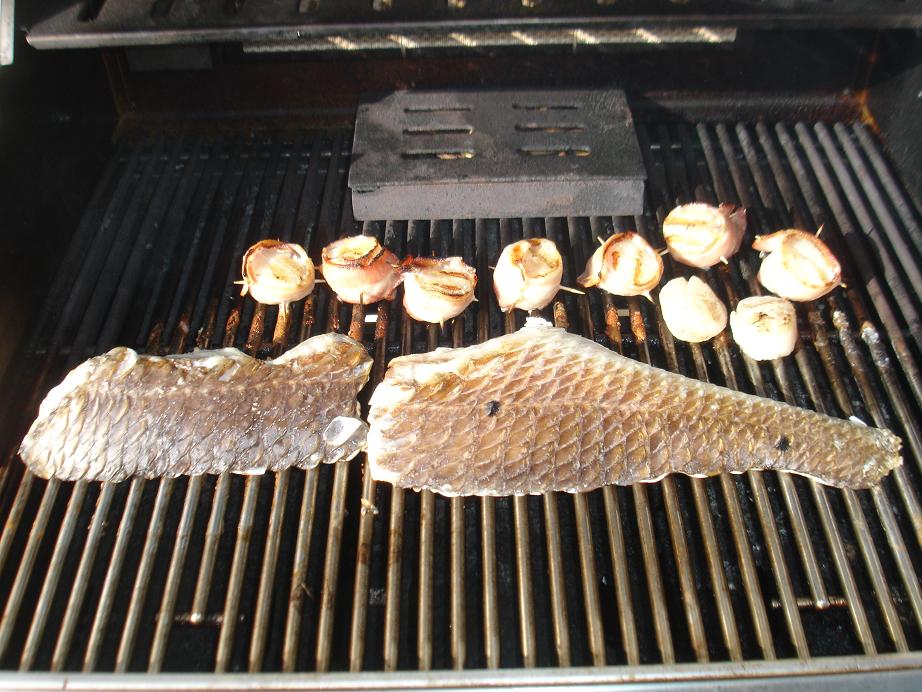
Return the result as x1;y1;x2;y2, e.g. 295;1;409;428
0;2;921;689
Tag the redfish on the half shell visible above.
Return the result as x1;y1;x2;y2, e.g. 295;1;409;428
367;318;901;496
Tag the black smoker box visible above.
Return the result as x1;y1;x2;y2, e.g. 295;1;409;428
1;1;922;691
349;89;645;220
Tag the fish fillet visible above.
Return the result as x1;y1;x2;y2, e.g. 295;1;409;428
20;333;372;482
367;318;901;495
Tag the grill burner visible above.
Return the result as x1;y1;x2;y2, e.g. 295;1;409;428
0;118;920;679
349;89;645;220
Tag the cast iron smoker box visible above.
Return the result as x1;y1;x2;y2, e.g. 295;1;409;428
349;89;646;220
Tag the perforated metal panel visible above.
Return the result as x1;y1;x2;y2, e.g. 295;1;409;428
349;89;645;219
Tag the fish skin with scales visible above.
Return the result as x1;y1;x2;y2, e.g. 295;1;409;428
367;318;901;496
19;332;371;482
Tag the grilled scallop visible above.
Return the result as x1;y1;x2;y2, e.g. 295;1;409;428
730;295;799;360
403;257;477;324
659;276;727;343
754;229;842;302
577;232;663;298
493;238;563;312
240;240;315;306
662;203;746;269
321;235;402;305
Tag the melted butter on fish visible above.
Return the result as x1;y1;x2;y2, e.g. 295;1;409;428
20;333;371;482
367;318;901;495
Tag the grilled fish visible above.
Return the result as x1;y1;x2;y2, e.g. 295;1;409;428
20;333;371;482
367;318;901;495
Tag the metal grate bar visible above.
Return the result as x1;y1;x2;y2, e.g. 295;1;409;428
312;140;354;674
757;121;916;652
382;474;404;671
26;0;922;51
417;334;438;671
449;493;466;667
471;217;500;672
661;336;743;663
833;312;922;632
632;484;675;662
249;470;291;672
348;462;376;671
734;123;831;608
0;478;60;661
809;124;922;411
832;124;922;343
83;479;145;671
851;124;922;258
214;475;259;673
631;305;709;663
189;474;229;623
704;123;812;658
148;475;203;671
115;478;174;672
17;481;86;670
541;493;571;665
49;482;115;671
704;121;912;656
0;472;34;576
447;256;467;670
646;122;801;660
2;122;921;677
282;274;321;673
644;129;777;665
348;286;390;672
511;403;536;663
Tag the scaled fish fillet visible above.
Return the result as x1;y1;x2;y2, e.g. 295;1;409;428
20;333;372;482
368;318;901;495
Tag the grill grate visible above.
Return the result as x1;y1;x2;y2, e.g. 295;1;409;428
0;118;920;678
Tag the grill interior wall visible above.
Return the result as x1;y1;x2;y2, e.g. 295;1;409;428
0;118;920;673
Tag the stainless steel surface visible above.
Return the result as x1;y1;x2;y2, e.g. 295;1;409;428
242;26;738;54
0;123;920;680
0;652;919;689
24;0;922;51
0;0;13;65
